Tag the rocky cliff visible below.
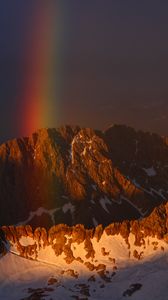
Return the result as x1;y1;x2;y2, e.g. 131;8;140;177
0;125;168;227
2;199;168;265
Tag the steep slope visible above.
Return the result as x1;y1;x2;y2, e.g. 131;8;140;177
1;203;168;300
2;244;168;300
0;125;168;227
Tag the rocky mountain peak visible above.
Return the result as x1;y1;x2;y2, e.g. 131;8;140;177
0;125;167;228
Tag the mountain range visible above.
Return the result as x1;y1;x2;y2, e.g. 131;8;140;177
1;124;168;299
0;124;168;228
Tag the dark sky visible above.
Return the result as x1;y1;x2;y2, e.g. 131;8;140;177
0;1;168;143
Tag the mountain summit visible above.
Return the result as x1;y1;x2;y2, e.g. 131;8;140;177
0;124;168;228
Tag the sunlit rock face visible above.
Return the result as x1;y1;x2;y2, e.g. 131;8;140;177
2;202;168;269
0;124;168;228
1;202;168;300
1;204;168;260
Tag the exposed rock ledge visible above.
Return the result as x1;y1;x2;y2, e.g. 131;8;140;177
1;201;168;268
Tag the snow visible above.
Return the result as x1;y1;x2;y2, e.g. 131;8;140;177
1;232;168;299
92;217;98;227
62;202;75;214
92;184;97;191
19;236;34;246
0;253;61;300
16;207;60;226
150;188;166;199
99;196;111;213
143;166;157;177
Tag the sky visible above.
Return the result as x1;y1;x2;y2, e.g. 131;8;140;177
0;1;168;143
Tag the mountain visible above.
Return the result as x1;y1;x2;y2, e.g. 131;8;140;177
0;124;168;228
1;204;168;299
1;124;168;300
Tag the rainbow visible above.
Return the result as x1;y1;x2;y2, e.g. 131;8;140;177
19;3;61;136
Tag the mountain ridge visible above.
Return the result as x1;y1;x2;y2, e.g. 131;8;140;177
0;124;168;228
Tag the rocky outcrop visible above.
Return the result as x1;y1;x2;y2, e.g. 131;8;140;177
2;199;168;262
0;125;168;228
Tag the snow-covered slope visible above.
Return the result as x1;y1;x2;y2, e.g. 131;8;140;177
1;225;168;300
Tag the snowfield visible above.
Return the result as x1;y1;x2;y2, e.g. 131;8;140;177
1;232;168;299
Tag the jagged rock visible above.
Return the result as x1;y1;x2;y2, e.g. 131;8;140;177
47;277;58;286
101;247;110;256
94;225;103;242
63;240;75;264
0;125;167;228
16;226;27;238
1;199;168;264
40;227;48;247
64;269;79;278
25;225;34;238
84;262;95;271
76;257;84;264
84;237;95;259
52;232;67;257
72;224;86;244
